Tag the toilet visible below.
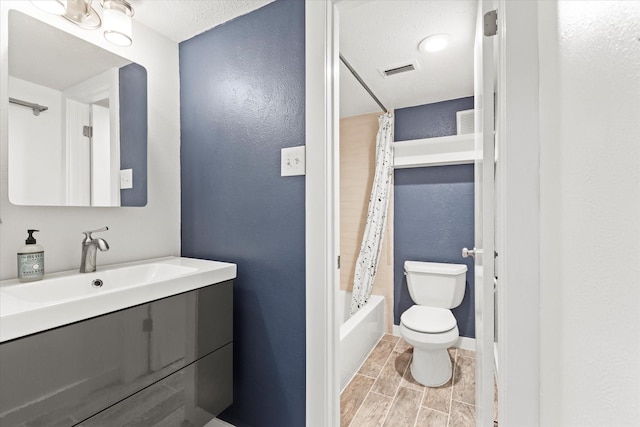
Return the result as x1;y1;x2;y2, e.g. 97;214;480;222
400;260;467;387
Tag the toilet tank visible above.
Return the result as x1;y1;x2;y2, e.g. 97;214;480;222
404;261;467;308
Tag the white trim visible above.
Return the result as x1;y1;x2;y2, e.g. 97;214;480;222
392;324;401;337
495;1;540;425
305;1;339;425
474;1;497;424
313;3;541;426
393;134;476;169
456;336;477;352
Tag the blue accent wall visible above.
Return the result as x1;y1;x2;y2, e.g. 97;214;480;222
179;1;306;426
394;97;476;338
119;63;147;207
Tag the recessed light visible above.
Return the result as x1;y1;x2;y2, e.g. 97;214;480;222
418;34;449;53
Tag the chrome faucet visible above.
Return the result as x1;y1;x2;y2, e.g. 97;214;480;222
80;227;109;273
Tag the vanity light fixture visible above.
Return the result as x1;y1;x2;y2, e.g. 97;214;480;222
418;34;449;53
102;0;134;47
29;0;135;46
62;0;101;30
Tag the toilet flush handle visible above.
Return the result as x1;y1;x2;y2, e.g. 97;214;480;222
462;247;477;259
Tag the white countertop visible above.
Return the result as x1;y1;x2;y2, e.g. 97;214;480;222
0;256;236;343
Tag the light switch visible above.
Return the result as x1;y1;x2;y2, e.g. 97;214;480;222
281;146;306;176
120;169;133;189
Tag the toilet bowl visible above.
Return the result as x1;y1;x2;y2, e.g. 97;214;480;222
400;261;467;387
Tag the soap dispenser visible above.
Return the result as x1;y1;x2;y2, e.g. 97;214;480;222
17;229;44;282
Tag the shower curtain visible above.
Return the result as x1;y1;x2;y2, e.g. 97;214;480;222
350;112;394;315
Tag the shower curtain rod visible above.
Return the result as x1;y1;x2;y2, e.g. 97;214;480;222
339;54;388;114
9;97;48;116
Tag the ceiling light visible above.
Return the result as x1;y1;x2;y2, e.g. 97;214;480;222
30;0;68;15
102;0;134;47
418;34;449;53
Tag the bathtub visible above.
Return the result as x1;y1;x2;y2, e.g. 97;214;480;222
339;291;385;391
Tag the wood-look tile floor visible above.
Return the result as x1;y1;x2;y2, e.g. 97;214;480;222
341;334;495;427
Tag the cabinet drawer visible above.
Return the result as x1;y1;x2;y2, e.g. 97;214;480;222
0;281;233;427
78;343;233;427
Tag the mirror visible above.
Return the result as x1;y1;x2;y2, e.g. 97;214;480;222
7;11;147;207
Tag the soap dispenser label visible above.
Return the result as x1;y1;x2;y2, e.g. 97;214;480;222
18;252;44;279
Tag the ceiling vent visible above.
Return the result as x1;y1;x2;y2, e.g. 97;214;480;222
380;61;419;78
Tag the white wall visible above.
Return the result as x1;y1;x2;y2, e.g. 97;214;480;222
8;77;63;205
539;1;640;425
0;2;181;279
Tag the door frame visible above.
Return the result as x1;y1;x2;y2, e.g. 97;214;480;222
494;1;541;425
305;1;339;426
474;0;497;424
304;1;542;425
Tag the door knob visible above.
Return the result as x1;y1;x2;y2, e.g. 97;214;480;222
462;247;476;258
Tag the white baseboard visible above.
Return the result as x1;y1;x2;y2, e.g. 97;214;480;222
392;324;401;336
455;336;476;351
205;419;235;427
392;325;477;352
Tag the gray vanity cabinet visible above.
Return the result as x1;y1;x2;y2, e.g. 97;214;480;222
0;280;233;427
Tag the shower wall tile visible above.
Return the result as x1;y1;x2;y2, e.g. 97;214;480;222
340;112;395;332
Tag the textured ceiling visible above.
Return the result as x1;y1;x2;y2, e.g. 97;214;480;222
133;0;477;117
12;0;476;118
9;11;130;90
339;0;477;117
131;0;275;42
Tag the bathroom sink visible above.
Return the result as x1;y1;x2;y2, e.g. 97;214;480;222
0;256;236;343
3;263;197;304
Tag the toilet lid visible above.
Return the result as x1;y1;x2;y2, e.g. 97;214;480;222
401;306;456;333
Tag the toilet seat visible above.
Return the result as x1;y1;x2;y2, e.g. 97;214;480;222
401;306;456;333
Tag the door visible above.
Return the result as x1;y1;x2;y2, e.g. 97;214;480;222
65;99;92;206
90;103;112;206
473;1;496;426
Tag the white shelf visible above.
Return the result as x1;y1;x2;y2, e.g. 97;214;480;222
393;133;478;168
